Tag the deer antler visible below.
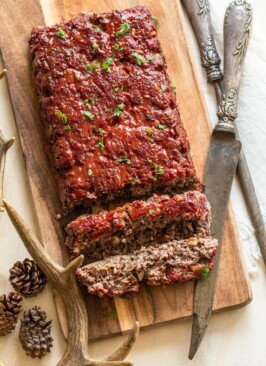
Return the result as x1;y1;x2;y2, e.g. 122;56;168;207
0;68;7;80
0;69;15;212
3;200;139;366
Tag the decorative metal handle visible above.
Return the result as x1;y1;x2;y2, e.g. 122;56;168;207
181;0;223;83
215;0;253;134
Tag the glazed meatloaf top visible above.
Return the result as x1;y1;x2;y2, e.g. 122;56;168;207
29;6;199;211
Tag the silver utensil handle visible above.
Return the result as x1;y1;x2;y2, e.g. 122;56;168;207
181;0;222;82
216;1;253;134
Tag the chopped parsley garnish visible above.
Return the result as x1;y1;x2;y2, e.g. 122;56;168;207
116;23;131;36
146;127;154;135
117;156;131;165
92;43;99;51
87;169;93;176
82;234;88;241
115;86;124;92
147;160;165;180
56;27;66;39
106;310;118;320
56;110;67;124
131;52;146;66
149;209;155;215
64;124;71;131
172;86;176;95
201;267;210;279
98;128;106;135
83;111;94;120
91;96;98;103
98;137;105;150
149;138;155;143
114;43;121;51
82;100;91;109
153;163;164;176
147;55;155;62
102;57;114;72
131;178;138;186
158;124;167;130
93;24;103;32
161;85;167;92
86;64;96;71
113;103;125;117
152;15;159;26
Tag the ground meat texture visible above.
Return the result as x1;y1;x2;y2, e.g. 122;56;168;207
29;6;200;211
65;191;211;259
76;237;218;297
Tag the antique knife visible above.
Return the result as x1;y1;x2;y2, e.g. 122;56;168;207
182;0;266;266
188;1;253;359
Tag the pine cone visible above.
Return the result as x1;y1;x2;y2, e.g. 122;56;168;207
0;292;23;336
19;306;53;358
9;258;47;298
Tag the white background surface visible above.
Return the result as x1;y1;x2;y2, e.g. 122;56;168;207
1;0;266;365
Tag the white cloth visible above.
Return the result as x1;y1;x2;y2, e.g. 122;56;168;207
183;0;266;273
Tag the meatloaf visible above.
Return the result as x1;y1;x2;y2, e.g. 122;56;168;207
76;236;218;297
29;6;200;211
65;190;211;259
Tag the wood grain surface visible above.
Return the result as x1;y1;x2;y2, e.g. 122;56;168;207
0;0;252;341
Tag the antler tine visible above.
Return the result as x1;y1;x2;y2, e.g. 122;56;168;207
0;68;7;79
106;322;140;362
0;68;15;212
0;129;15;212
85;361;133;366
64;254;84;273
3;199;63;275
3;200;138;366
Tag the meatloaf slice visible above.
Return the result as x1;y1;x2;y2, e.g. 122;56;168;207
29;6;200;211
76;236;218;297
65;191;211;259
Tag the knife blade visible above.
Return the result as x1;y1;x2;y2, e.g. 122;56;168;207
189;1;253;359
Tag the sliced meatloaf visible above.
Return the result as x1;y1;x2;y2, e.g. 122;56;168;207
65;191;211;259
76;236;218;297
29;6;200;211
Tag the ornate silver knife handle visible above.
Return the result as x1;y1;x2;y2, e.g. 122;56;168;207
182;0;223;83
215;0;253;134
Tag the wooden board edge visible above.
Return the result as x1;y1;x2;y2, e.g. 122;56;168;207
226;204;253;304
86;294;252;342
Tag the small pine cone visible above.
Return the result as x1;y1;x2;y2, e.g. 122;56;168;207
0;292;23;336
19;306;53;358
9;258;47;298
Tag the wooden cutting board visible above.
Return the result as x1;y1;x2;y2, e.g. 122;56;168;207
0;0;252;341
